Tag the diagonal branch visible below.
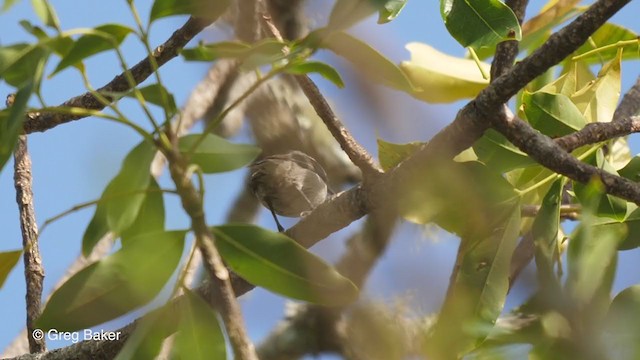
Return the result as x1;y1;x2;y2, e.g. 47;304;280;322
23;16;213;134
555;116;640;152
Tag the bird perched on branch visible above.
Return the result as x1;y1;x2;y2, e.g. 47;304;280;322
249;151;331;232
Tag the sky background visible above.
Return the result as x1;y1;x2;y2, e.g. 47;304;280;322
1;0;639;358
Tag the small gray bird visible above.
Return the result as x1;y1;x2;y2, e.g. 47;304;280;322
249;151;331;232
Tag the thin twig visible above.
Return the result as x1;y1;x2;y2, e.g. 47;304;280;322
23;17;213;134
554;116;640;152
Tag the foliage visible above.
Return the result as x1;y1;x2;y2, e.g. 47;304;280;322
0;0;639;359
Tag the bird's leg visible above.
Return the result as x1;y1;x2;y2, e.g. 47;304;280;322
266;199;285;232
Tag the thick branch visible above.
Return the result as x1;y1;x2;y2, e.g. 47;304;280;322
490;0;529;81
23;17;213;134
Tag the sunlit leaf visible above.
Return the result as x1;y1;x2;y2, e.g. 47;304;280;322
0;250;22;288
570;49;622;123
322;31;414;92
38;231;186;332
400;42;489;103
174;290;226;360
474;129;535;173
178;134;260;174
213;224;359;306
573;23;639;63
440;0;522;50
150;0;231;22
51;24;134;77
542;60;595;97
376;138;422;171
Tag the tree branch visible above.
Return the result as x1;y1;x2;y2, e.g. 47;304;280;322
23;16;213;134
554;116;640;152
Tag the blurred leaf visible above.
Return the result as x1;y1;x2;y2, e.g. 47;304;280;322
522;91;587;137
603;286;640;359
376;138;422;171
573;23;639;63
150;0;231;22
520;0;581;53
440;0;522;50
532;178;565;296
285;61;344;88
619;156;640;182
178;134;260;174
400;42;489;103
180;41;251;62
121;178;165;245
2;0;19;11
378;0;407;24
38;231;186;332
0;250;22;288
574;151;627;221
2;45;47;88
31;0;60;29
329;0;390;30
82;141;156;255
427;201;521;358
174;290;226;360
400;161;518;235
322;31;414;92
213;224;359;306
616;208;640;250
566;181;626;308
0;84;33;174
51;24;134;77
126;83;177;116
570;49;622;123
115;305;177;360
474;129;536;173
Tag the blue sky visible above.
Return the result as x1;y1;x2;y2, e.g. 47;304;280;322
0;0;639;357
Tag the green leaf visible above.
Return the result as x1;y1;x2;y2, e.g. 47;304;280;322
51;24;134;77
570;49;622;123
150;0;231;22
400;42;490;103
2;45;47;87
115;304;177;360
322;31;414;92
0;250;22;288
474;129;535;173
329;0;389;30
181;41;251;62
376;138;422;171
574;151;627;221
603;286;640;359
566;181;626;308
178;134;260;174
212;224;359;306
573;23;639;63
82;140;156;255
126;83;177;116
0;43;41;82
532;178;565;296
2;0;19;12
174;289;226;360
440;0;522;50
38;230;186;332
285;61;344;88
121;178;165;245
378;0;407;24
31;0;60;29
615;208;640;250
400;161;518;236
522;91;587;137
0;84;33;174
427;201;521;358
